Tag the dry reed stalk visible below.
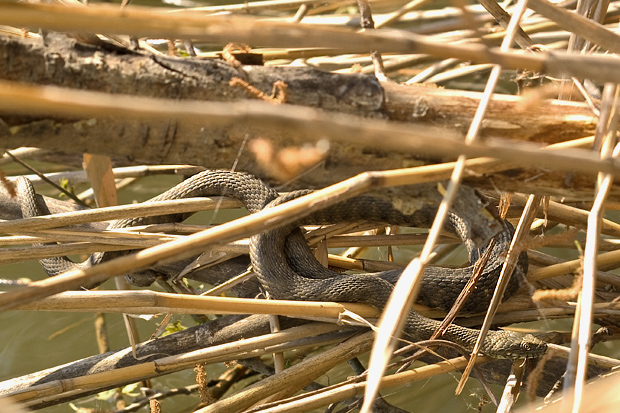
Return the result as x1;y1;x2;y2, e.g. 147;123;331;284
5;3;620;81
477;0;533;48
0;229;185;264
18;288;613;322
0;197;240;234
24;227;181;243
527;0;620;53
511;193;620;237
323;233;457;247
529;248;620;282
10;290;381;318
7;164;205;186
527;250;620;288
325;254;404;271
374;0;435;29
247;355;493;413
194;332;375;413
172;0;339;14
0;242;148;265
424;63;494;85
10;164;204;186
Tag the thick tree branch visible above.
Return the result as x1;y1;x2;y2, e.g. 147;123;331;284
0;33;602;197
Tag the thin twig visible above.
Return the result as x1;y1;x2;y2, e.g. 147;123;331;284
5;150;88;207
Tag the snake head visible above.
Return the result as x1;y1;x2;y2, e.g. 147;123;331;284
483;331;548;359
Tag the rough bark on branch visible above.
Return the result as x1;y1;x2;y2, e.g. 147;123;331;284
0;33;603;198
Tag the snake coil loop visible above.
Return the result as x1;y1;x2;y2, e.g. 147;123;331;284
17;170;547;359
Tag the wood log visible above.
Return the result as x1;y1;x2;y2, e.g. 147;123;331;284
0;32;605;199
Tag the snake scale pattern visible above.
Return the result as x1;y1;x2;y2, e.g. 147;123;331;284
17;170;547;359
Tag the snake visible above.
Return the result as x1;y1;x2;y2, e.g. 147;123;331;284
16;170;547;359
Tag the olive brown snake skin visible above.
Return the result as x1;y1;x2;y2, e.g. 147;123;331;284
16;170;547;359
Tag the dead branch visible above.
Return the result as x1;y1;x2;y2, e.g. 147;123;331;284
0;33;602;196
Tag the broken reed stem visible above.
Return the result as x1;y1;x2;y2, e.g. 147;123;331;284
497;359;526;413
529;243;620;282
511;193;620;237
545;343;620;369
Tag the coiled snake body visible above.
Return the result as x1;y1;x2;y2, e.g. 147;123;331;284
17;170;546;359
